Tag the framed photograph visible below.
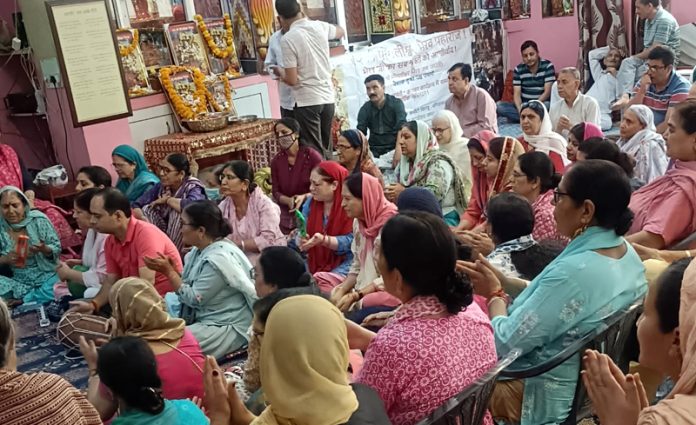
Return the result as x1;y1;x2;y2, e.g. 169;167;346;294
139;28;173;69
542;0;574;18
46;0;132;127
504;0;530;20
228;0;257;60
193;0;223;18
166;21;211;74
344;0;368;43
198;16;243;77
367;0;395;34
125;0;187;27
116;29;153;97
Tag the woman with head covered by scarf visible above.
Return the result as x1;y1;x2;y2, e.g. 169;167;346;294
386;120;469;226
335;129;384;185
112;145;159;203
616;105;669;184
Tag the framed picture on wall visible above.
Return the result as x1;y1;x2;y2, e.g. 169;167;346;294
193;0;223;18
46;0;132;127
542;0;574;18
503;0;530;20
228;0;257;60
125;0;187;27
166;21;211;74
367;0;395;34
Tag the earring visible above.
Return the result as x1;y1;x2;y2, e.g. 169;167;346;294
572;221;588;239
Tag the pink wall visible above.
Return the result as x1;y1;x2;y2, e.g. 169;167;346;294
505;0;696;72
670;0;696;25
504;0;580;70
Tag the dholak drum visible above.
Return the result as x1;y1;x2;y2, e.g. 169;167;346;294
57;313;112;350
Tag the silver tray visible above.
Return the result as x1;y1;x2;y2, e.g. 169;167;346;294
228;114;258;124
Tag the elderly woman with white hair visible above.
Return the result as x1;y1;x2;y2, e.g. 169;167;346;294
616;104;668;184
431;109;473;195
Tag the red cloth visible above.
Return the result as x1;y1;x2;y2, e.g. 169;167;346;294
104;217;183;295
0;145;23;188
358;173;397;264
461;130;495;226
306;161;353;273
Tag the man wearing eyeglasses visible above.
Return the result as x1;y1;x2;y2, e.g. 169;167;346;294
614;0;679;104
625;46;690;134
445;63;498;138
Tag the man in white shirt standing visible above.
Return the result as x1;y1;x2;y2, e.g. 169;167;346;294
272;0;345;159
549;67;601;136
264;21;295;118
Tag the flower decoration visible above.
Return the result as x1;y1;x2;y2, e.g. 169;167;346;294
159;65;208;120
119;29;139;57
194;13;236;59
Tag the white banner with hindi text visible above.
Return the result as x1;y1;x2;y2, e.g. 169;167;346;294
330;29;474;129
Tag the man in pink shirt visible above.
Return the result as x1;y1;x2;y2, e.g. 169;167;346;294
69;188;182;314
445;63;498;138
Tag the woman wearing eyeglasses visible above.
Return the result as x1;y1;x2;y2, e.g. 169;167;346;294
132;153;206;253
112;145;160;203
270;118;322;233
335;129;384;186
431;109;473;192
386;120;470;226
143;200;256;358
460;160;647;425
217;160;285;265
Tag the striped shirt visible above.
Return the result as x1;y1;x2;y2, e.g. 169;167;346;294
513;59;556;102
643;7;680;57
633;71;690;126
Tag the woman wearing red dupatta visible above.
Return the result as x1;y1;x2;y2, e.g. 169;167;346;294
457;130;496;231
330;172;400;321
298;161;355;293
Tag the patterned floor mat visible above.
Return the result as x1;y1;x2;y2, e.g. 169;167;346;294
13;308;247;390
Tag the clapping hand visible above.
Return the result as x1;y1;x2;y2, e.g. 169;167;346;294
582;350;648;425
143;253;177;276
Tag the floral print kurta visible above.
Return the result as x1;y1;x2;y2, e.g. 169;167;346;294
357;295;497;425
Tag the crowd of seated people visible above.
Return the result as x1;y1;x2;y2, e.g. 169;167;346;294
3;3;696;422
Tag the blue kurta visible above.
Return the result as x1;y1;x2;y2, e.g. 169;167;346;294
176;240;257;358
492;226;647;424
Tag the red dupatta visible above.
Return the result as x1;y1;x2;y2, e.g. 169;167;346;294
0;145;24;189
307;161;353;273
470;131;495;216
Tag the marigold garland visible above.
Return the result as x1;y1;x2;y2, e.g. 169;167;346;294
119;29;139;57
159;66;208;120
205;75;234;113
194;14;235;59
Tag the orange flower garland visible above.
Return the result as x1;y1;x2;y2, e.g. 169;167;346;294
194;14;235;59
119;29;139;57
205;75;234;113
159;66;208;120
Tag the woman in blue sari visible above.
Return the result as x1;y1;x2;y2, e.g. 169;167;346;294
460;160;648;425
144;200;256;358
112;145;159;203
0;186;60;305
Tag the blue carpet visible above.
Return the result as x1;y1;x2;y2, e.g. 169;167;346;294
13;309;89;389
13;308;247;390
